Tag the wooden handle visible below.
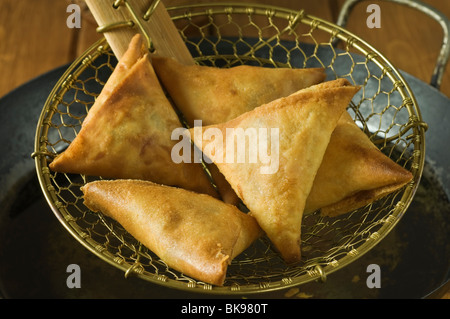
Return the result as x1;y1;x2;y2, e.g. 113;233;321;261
84;0;195;65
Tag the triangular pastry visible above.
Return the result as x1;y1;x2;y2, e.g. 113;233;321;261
152;56;326;204
304;111;413;217
88;34;147;112
186;79;360;263
49;35;217;197
81;179;262;286
152;56;327;127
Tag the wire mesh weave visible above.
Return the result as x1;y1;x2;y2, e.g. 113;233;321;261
33;3;426;294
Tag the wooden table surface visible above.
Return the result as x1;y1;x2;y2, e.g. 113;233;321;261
1;0;449;99
0;0;448;299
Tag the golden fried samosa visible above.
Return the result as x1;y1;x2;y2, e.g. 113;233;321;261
304;111;413;217
152;56;326;204
49;35;217;197
81;179;262;286
187;79;360;263
88;34;147;111
152;56;326;127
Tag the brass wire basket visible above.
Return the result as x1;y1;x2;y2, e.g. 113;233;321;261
33;2;427;294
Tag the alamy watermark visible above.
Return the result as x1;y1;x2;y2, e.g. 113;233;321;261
366;263;381;288
66;264;81;288
66;4;81;29
366;4;381;29
171;120;280;175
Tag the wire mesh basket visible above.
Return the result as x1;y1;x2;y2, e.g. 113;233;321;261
32;2;426;294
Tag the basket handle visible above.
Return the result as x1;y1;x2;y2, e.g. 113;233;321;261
85;0;195;64
336;0;450;90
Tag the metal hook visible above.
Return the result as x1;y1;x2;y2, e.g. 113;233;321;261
95;0;163;53
143;0;161;21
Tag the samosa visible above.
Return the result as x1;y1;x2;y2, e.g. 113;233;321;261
305;111;413;217
152;56;326;127
152;56;326;203
186;79;360;263
81;179;262;286
49;35;217;197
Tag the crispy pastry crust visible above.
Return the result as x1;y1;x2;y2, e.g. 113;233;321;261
188;79;360;263
305;111;413;216
152;56;326;204
152;56;327;127
81;179;262;286
49;35;217;197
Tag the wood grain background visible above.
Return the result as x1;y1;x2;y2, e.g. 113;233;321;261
0;0;448;99
0;0;448;299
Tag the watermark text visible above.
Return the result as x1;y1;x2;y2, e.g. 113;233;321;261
171;120;280;174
